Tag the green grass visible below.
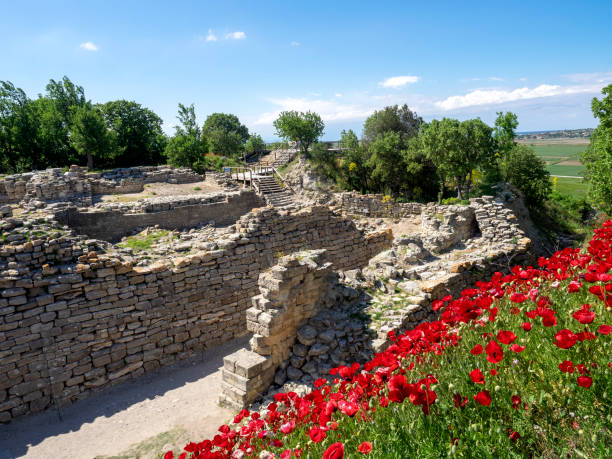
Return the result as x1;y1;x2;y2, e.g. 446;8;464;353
547;164;586;177
118;229;174;251
555;177;588;197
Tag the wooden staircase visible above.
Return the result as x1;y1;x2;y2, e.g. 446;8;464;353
254;175;295;208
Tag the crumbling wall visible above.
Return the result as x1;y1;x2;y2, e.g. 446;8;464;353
334;192;424;218
0;165;203;204
0;206;392;422
54;191;264;241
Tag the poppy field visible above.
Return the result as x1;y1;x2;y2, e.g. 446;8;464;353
164;221;612;458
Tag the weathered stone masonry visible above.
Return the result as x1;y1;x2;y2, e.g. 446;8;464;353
0;205;392;423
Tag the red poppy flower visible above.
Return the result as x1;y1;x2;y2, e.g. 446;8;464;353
387;374;410;403
573;304;596;324
323;442;344;459
308;426;327;443
510;293;527;303
598;324;612;335
453;392;468;408
164;452;174;459
357;442;373;454
568;280;582;292
497;330;518;344
490;368;498;376
511;395;522;409
553;329;578;349
470;344;484;355
281;420;296;435
485;340;504;363
559;360;574;373
507;429;521;442
474;390;491;406
432;300;444;311
577;376;592;388
469;369;485;384
510;344;526;353
521;322;532;331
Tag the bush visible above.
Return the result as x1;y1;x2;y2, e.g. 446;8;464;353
503;144;552;206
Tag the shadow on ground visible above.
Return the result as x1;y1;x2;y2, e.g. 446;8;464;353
0;335;250;459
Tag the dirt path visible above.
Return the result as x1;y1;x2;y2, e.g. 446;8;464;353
0;336;249;459
98;179;222;203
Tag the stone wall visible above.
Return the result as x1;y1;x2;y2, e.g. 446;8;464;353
0;165;203;204
0;206;392;422
54;191;264;241
334;192;424;218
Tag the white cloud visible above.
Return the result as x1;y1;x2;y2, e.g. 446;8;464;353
562;72;612;84
335;93;342;97
254;97;375;125
489;76;504;81
205;29;217;42
290;41;300;46
226;31;246;40
79;41;98;51
519;77;528;82
435;83;604;110
379;75;420;88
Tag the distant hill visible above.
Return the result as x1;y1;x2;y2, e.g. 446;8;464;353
516;128;593;140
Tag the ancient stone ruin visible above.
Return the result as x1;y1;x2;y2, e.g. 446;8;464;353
1;164;538;423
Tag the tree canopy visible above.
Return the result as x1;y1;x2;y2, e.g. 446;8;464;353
202;113;249;158
273;111;324;157
70;104;116;170
164;103;208;172
582;84;612;214
362;104;423;144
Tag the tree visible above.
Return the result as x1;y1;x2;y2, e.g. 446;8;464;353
494;111;519;180
165;104;208;172
273;111;324;157
310;142;338;179
338;129;371;193
582;84;612;214
0;81;40;171
70;104;116;170
244;134;266;155
420;118;494;201
504;144;552;206
202;113;249;158
362;104;423;144
100;100;166;167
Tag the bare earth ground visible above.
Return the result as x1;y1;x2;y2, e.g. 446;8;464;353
0;336;249;459
98;179;222;203
380;217;422;239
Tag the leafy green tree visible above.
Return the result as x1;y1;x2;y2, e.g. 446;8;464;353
244;134;266;155
0;81;40;171
273;111;324;157
338;129;371;193
420;118;494;201
31;96;71;167
494;111;519;180
362;104;422;144
202;113;249;158
165;104;208;172
366;132;407;195
503;144;552;206
582;84;612;214
100;100;166;167
309;142;338;179
70;104;117;170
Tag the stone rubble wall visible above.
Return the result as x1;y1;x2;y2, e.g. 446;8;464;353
54;191;264;241
334;192;424;218
0;165;203;204
0;206;392;423
220;250;334;408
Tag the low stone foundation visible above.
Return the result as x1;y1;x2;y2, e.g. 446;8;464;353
335;192;424;218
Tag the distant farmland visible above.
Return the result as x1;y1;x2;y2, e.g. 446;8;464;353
519;141;589;196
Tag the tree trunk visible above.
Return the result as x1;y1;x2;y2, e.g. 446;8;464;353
466;170;473;199
87;153;93;170
438;180;444;204
455;177;463;200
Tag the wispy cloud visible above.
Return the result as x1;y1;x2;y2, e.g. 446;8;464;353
562;72;612;84
254;97;375;125
379;75;420;88
226;31;246;40
79;41;98;51
205;29;217;42
489;76;504;81
290;41;300;46
435;83;606;110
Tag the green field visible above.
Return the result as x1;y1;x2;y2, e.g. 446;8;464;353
554;176;588;197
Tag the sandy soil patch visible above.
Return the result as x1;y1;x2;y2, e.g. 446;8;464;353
556;160;584;166
98;179;222;203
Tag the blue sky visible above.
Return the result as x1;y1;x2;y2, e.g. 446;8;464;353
2;0;612;140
